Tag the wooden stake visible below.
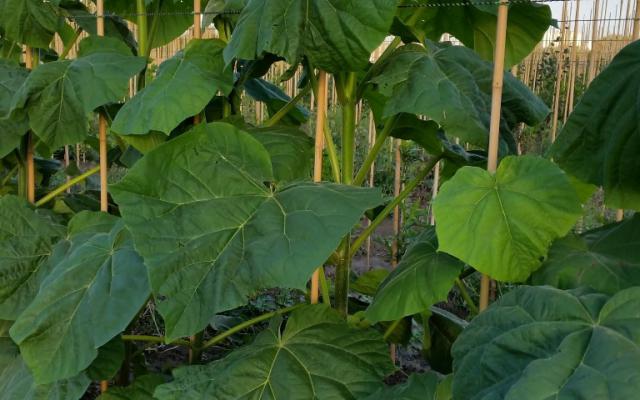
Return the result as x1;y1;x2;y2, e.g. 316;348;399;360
193;0;201;39
567;0;581;115
310;71;328;304
480;1;509;312
24;47;35;204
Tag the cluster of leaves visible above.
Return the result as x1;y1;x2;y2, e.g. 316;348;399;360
1;0;639;399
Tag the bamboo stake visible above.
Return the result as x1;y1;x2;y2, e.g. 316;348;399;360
310;71;328;305
587;0;600;84
551;1;570;142
23;47;35;204
480;1;509;312
567;0;581;117
429;163;440;226
194;0;201;39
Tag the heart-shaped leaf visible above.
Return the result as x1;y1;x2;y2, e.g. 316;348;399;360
154;305;394;399
112;39;233;136
393;0;552;67
0;60;29;158
111;122;383;340
366;227;463;322
452;286;640;400
434;156;582;282
9;36;146;151
224;0;397;72
10;212;150;384
0;195;64;320
551;40;640;209
532;215;640;294
244;78;310;126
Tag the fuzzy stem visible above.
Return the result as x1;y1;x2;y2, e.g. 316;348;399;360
350;155;442;258
120;335;191;347
35;166;100;207
318;266;331;306
353;115;397;186
201;304;304;350
455;278;479;316
323;123;341;183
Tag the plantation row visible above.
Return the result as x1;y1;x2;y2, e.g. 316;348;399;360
1;0;639;399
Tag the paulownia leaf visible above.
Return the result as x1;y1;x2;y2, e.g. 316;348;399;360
0;338;90;400
551;40;640;209
0;60;29;158
246;125;313;183
9;212;150;384
434;156;582;282
371;44;548;150
154;305;394;399
112;39;233;136
393;0;552;67
111;122;383;340
366;227;463;322
0;195;64;320
452;286;640;400
352;269;390;297
9;36;145;151
0;0;62;48
104;0;196;48
363;371;448;400
224;0;397;73
98;374;165;400
532;215;640;295
244;78;310;126
87;337;125;381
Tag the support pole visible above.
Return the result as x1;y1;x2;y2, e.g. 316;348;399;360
310;71;328;304
24;47;35;204
480;1;509;312
97;0;108;213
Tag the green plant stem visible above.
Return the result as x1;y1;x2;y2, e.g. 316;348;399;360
323;123;341;183
335;237;351;317
340;73;358;185
455;278;479;316
262;85;312;128
1;164;18;187
353;115;398;186
189;332;204;364
201;304;304;350
350;155;443;258
318;266;331;306
59;28;82;60
121;335;191;347
35;166;100;207
136;0;149;88
383;319;402;341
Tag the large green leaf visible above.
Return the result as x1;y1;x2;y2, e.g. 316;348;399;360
551;40;640;209
246;125;313;183
364;372;449;400
9;36;145;151
0;195;64;320
393;0;552;67
111;122;383;340
224;0;397;73
98;374;165;400
371;44;548;150
154;305;394;399
0;60;29;158
104;0;195;48
452;286;640;400
532;215;640;295
366;227;463;322
0;0;62;48
434;156;582;282
0;338;90;400
9;212;150;384
112;39;232;136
